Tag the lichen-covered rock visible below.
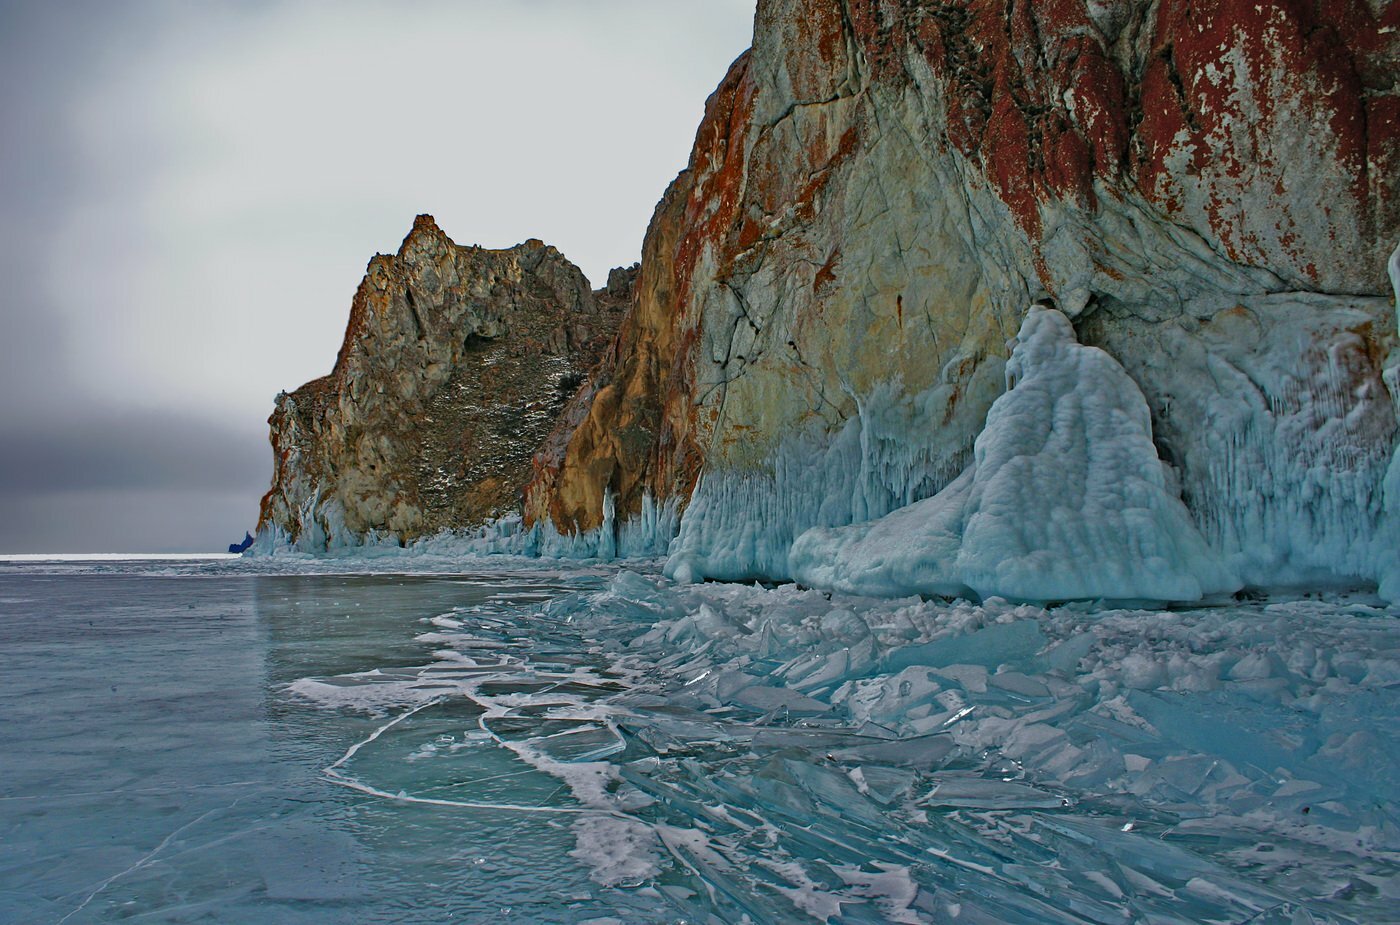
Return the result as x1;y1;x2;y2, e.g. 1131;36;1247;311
528;0;1400;595
257;215;628;550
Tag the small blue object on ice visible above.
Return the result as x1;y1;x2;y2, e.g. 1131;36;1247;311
228;532;254;554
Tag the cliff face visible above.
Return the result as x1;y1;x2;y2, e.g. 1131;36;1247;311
257;1;1400;599
526;0;1400;596
257;215;629;550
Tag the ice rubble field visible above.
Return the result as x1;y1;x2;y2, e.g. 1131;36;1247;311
290;567;1399;924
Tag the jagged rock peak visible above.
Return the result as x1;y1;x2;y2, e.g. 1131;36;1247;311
606;263;640;299
257;216;628;551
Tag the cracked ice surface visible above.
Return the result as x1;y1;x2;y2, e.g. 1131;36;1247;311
294;569;1400;924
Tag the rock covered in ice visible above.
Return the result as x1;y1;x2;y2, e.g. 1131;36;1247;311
1085;291;1400;595
790;307;1240;603
1382;240;1400;600
1391;242;1400;322
251;1;1400;604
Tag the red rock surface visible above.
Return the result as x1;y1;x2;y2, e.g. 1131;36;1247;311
523;53;759;535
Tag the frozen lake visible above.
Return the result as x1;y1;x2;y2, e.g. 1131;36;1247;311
1;558;1396;923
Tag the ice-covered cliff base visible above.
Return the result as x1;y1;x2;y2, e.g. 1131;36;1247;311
257;258;1400;606
251;492;680;562
671;288;1400;604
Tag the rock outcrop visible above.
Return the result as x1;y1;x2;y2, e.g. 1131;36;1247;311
258;1;1400;601
257;215;629;550
525;0;1400;598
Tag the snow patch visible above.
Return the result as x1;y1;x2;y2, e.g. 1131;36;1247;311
569;815;663;887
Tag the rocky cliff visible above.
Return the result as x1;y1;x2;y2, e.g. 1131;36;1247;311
257;215;630;550
260;1;1400;602
521;0;1400;600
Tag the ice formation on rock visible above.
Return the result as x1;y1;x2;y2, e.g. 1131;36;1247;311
1380;241;1400;600
664;395;983;587
524;0;1400;601
788;307;1240;603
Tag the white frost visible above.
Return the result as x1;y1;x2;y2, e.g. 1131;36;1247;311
1381;239;1400;601
569;815;663;887
1389;238;1400;331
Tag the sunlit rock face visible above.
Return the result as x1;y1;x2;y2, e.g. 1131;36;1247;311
257;215;630;551
529;0;1400;598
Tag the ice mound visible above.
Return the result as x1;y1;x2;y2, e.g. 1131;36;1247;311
1380;241;1400;602
791;306;1241;603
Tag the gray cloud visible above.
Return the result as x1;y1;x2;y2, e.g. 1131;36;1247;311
0;412;268;494
0;409;270;552
1;0;756;551
0;488;261;554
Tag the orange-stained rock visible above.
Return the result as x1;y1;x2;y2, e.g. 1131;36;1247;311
525;0;1400;587
522;52;759;536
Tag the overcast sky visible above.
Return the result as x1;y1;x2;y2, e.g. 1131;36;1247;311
0;0;756;553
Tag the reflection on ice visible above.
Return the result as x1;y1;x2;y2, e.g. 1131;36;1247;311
290;569;1400;923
